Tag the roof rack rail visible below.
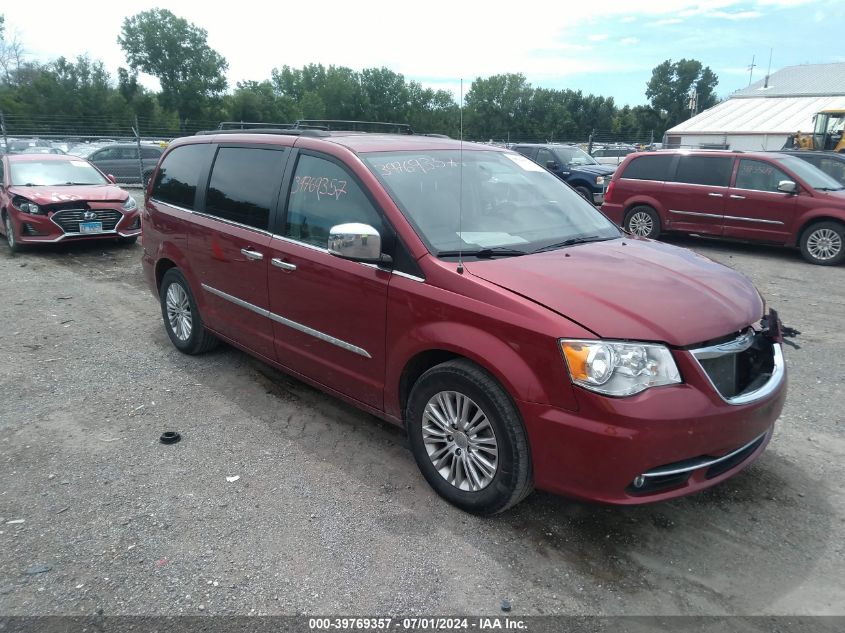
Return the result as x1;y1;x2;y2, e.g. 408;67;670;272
293;119;414;134
195;128;330;137
217;121;296;130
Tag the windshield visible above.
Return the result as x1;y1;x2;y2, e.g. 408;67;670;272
362;150;620;255
555;146;599;166
10;159;108;186
775;155;844;190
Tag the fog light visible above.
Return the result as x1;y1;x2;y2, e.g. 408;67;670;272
633;475;646;489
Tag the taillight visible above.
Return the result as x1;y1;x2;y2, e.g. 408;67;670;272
605;179;616;203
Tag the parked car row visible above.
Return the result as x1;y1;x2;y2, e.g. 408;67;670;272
135;128;788;514
601;149;845;265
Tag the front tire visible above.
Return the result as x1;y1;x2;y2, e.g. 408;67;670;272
3;213;22;254
574;186;593;203
624;205;661;238
800;221;844;265
406;359;533;515
159;268;219;354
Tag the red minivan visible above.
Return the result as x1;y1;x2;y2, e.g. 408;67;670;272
601;149;845;265
141;130;787;514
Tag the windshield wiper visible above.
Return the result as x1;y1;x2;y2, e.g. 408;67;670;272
816;186;845;191
437;247;528;259
531;235;612;253
57;182;100;185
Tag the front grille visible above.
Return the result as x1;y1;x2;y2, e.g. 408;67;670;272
693;329;776;401
52;209;122;233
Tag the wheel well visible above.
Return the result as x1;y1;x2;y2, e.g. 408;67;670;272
798;217;845;243
399;349;463;419
155;258;177;292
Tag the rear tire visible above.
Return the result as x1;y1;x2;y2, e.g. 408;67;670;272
406;359;533;515
624;205;661;239
800;221;844;265
159;268;219;354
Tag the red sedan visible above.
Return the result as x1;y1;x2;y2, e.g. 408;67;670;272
1;153;142;252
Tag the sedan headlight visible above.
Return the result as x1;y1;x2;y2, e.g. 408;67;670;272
122;197;138;211
560;339;681;397
12;196;41;215
596;176;605;185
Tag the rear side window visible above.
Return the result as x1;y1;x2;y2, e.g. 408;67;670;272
284;154;382;248
734;159;790;192
205;147;287;231
152;144;214;209
674;156;733;187
620;155;673;181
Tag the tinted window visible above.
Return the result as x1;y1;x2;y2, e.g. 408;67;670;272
514;146;536;159
674;156;733;187
205;147;287;231
536;148;556;167
816;157;845;184
141;147;162;159
734;159;790;192
620;155;673;181
285;154;382;248
152;144;214;209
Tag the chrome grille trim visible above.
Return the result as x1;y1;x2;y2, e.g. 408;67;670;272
51;209;123;234
641;430;769;478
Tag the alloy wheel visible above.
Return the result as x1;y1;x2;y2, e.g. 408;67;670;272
165;283;193;341
806;227;842;261
5;215;14;249
422;391;499;492
628;211;654;236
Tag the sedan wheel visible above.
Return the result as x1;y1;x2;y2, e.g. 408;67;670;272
4;214;20;253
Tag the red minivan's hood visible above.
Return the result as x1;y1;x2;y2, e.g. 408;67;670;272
465;238;762;347
9;184;128;204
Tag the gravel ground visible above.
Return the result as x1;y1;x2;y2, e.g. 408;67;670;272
0;194;843;616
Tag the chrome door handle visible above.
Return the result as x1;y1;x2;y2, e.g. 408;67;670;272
271;258;297;271
708;193;724;198
730;194;746;200
241;248;264;261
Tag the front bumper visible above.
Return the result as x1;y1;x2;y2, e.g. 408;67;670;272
592;192;605;205
518;343;786;504
10;206;141;244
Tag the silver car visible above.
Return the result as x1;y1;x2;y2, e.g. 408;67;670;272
89;143;164;184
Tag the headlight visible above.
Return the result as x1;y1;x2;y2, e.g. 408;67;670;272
122;197;138;211
12;196;41;215
596;176;605;185
560;339;681;396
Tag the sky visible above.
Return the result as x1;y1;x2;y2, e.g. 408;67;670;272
3;0;844;106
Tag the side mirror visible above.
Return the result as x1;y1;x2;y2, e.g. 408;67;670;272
328;223;388;264
545;160;559;171
107;174;117;184
777;180;798;194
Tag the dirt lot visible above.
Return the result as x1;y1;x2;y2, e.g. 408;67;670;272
0;195;843;617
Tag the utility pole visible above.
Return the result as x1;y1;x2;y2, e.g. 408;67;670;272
748;55;757;86
688;90;698;117
764;48;773;88
132;115;144;186
0;112;7;151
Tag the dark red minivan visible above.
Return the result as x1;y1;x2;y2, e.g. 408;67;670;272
601;149;845;265
141;129;787;514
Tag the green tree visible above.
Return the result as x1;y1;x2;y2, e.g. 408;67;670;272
118;8;228;124
646;58;719;130
464;73;534;140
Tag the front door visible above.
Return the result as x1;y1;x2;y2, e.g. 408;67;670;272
267;151;390;409
189;145;290;359
662;155;734;235
723;158;796;243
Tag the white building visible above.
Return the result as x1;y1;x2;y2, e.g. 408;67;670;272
665;62;845;151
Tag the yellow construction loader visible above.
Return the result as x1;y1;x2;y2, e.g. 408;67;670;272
786;109;845;152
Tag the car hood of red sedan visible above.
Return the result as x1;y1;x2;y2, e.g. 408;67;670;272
9;184;128;204
465;238;763;347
